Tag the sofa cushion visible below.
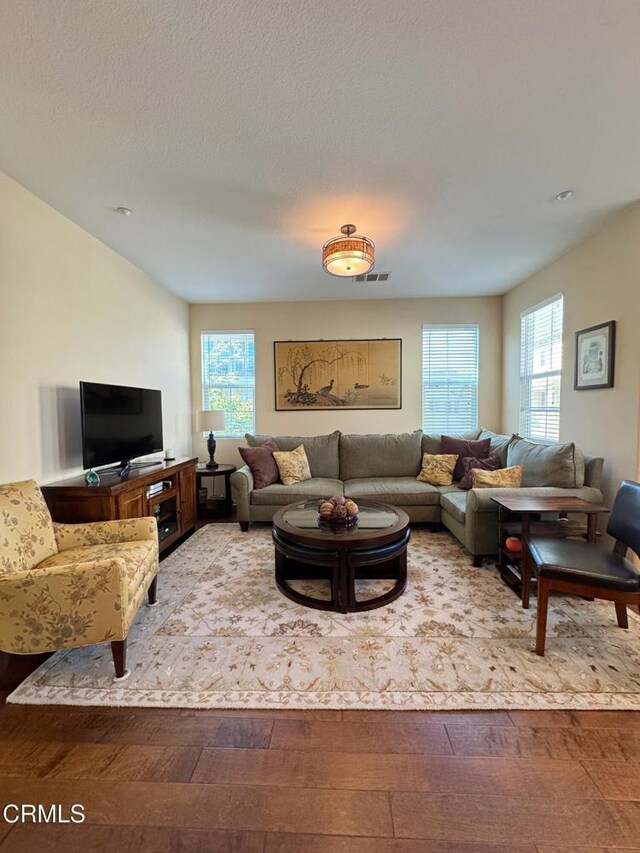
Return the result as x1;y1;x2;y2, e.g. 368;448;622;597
478;429;513;465
250;478;343;506
238;439;280;489
246;431;340;479
343;477;442;505
440;490;467;524
422;429;482;455
440;435;491;480
506;436;580;488
273;444;312;486
417;453;459;486
458;454;502;489
339;430;423;480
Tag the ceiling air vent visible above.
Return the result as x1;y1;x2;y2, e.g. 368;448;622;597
352;272;391;283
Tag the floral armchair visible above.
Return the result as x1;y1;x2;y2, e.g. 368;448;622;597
0;479;159;680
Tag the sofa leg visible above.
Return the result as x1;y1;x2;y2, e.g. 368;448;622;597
111;638;129;681
239;521;249;532
472;555;482;568
147;576;158;607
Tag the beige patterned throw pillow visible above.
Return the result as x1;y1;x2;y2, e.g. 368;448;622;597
416;453;459;486
472;465;523;488
273;444;312;485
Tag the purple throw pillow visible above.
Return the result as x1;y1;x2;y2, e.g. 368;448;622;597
239;439;280;489
440;435;491;480
458;454;502;489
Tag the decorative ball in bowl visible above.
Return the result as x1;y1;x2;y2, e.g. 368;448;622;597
317;495;359;527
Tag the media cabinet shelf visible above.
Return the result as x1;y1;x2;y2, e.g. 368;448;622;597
41;457;198;555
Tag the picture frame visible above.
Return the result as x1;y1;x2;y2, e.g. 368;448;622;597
274;338;402;411
574;320;616;390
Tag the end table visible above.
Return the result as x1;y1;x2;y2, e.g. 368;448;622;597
196;464;236;519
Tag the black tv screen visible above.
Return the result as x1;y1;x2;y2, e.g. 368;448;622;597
80;381;163;470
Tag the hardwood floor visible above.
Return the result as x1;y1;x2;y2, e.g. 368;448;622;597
0;703;640;851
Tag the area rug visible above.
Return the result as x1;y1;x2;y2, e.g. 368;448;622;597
8;523;640;710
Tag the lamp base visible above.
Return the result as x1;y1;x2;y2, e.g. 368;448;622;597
205;460;219;470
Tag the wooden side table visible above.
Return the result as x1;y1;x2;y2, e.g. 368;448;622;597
196;464;236;519
491;495;610;595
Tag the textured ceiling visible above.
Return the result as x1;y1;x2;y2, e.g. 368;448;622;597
1;0;640;302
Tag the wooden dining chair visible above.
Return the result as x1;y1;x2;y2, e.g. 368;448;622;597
522;479;640;656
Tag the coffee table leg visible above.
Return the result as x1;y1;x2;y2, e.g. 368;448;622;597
338;550;349;613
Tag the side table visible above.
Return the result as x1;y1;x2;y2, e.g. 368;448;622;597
196;464;236;519
491;495;610;595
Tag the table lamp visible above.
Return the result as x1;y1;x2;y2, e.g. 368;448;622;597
198;410;225;469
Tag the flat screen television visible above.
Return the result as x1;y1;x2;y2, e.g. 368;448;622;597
80;381;163;475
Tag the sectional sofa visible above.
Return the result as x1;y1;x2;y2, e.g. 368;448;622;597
230;428;604;564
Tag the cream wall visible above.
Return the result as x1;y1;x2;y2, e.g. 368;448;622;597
190;297;503;467
0;172;191;484
502;202;640;503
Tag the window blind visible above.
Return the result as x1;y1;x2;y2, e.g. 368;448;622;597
421;325;479;432
519;295;563;441
201;331;255;438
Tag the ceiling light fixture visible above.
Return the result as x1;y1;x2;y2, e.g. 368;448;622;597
322;224;375;277
115;206;133;216
555;190;574;202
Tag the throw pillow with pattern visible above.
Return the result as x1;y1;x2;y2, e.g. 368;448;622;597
458;454;502;489
273;444;312;486
416;453;459;486
472;464;523;489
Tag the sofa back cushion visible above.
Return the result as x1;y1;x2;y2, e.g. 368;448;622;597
422;429;481;456
478;428;513;465
340;430;423;480
246;431;340;479
506;435;582;488
584;454;604;491
0;480;58;575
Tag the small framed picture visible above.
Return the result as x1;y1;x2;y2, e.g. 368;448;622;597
574;321;616;390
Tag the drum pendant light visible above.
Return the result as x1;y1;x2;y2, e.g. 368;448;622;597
322;224;375;277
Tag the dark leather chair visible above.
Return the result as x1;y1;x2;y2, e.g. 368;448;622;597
522;479;640;656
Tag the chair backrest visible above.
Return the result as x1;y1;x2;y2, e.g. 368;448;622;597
606;480;640;558
0;480;58;575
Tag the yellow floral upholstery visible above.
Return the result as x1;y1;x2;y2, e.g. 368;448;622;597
0;480;158;658
273;444;312;486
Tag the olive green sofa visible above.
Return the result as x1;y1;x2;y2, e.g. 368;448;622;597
230;429;604;564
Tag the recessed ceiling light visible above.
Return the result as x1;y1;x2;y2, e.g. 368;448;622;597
115;206;133;216
555;190;574;202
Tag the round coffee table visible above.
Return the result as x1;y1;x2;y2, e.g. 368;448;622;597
272;499;410;613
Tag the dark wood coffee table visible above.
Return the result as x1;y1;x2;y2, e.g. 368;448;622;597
272;500;410;613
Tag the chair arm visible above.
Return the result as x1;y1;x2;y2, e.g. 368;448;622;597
230;466;254;522
54;518;158;551
0;558;128;654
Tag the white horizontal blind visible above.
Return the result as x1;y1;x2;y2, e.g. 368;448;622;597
422;325;479;432
201;331;255;437
519;295;563;441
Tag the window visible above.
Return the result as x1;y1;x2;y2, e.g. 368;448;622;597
519;295;564;441
201;331;255;437
421;325;479;432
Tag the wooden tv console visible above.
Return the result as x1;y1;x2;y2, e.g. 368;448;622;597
41;457;198;554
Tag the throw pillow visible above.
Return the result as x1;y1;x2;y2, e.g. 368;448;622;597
440;435;491;480
416;453;459;486
472;465;523;489
238;439;280;490
458;454;502;489
273;444;312;486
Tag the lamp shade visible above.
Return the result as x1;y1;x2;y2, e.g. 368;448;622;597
198;410;225;432
322;224;375;277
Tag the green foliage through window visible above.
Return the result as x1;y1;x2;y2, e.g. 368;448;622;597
201;332;255;437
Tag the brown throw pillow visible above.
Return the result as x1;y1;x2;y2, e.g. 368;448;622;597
458;454;501;489
416;453;459;486
238;439;280;489
440;435;491;480
472;465;523;489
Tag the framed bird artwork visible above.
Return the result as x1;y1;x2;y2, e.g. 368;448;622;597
273;338;402;410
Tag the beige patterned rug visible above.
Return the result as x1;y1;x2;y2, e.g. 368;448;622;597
8;523;640;710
